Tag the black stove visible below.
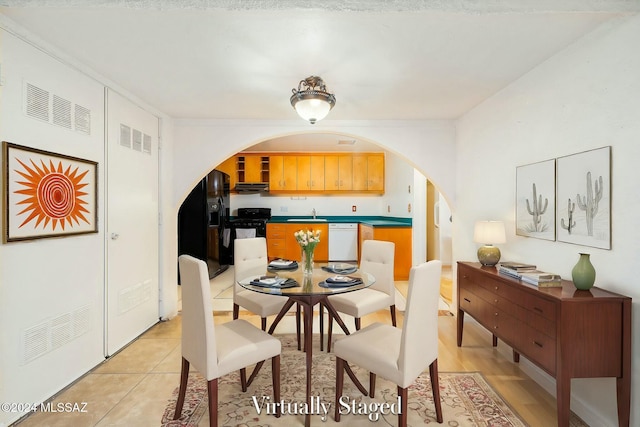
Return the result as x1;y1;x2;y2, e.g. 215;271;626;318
227;208;271;264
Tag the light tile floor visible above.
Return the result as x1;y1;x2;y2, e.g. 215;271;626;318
16;265;525;427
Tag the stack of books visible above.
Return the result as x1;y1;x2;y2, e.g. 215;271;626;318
498;262;537;279
498;262;562;287
520;271;563;287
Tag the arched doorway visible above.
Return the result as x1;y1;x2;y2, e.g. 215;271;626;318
165;121;457;317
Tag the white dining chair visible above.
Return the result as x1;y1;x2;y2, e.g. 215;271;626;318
326;239;396;351
233;237;288;330
175;255;281;427
333;260;443;426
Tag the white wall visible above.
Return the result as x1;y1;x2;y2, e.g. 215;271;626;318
455;15;640;427
172;120;457;210
0;31;106;426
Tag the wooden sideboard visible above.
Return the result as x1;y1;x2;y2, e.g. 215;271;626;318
456;261;631;427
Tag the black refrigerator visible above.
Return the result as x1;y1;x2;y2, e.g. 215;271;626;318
178;170;231;279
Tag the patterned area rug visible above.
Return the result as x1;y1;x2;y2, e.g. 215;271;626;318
161;335;545;427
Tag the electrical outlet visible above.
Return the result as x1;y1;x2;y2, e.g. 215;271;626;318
352;205;357;212
387;205;391;213
280;206;288;212
408;203;412;213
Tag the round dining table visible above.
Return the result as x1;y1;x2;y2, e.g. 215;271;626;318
238;265;375;427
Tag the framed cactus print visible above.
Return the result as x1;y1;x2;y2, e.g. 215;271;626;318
3;141;98;242
516;159;556;241
556;146;611;249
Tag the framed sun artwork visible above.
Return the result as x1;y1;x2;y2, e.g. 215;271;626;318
3;141;98;242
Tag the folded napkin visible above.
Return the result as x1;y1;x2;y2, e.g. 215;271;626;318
319;275;363;288
268;259;299;271
249;277;298;288
270;259;295;266
321;263;358;274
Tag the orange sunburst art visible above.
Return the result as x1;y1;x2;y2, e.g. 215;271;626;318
13;157;91;231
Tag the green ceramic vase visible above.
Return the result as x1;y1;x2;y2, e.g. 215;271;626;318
571;253;596;290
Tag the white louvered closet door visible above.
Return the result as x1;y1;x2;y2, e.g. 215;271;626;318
105;89;159;356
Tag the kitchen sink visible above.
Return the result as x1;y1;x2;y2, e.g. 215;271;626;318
286;218;327;222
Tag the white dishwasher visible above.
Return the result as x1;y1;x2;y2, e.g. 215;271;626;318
328;223;359;262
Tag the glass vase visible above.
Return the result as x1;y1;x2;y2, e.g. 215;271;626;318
301;248;315;275
571;253;596;290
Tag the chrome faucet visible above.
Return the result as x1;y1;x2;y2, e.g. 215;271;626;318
312;208;317;219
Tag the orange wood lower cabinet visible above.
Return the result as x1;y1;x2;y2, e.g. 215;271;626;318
267;223;328;262
359;225;412;281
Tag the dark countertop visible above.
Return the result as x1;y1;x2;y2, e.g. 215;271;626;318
268;216;412;227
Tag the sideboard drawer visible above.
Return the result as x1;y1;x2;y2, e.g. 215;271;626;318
459;287;487;322
519;292;556;322
519;324;557;375
488;307;520;348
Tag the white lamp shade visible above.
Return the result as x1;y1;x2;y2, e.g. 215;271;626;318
294;98;332;123
473;221;506;244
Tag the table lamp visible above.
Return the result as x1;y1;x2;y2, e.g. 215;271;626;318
473;221;506;266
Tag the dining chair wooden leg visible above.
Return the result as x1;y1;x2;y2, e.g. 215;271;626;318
233;303;239;320
261;317;267;331
207;378;218;427
296;304;302;351
335;357;345;421
429;359;443;423
240;368;247;392
319;303;324;351
354;317;361;331
327;313;333;352
397;385;408;427
174;357;190;420
369;372;376;398
390;304;397;327
272;355;281;417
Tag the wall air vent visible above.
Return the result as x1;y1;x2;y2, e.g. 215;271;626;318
21;305;92;365
52;94;72;129
120;124;132;148
75;104;91;135
26;82;49;122
24;81;92;135
119;123;153;155
132;129;142;152
143;134;152;154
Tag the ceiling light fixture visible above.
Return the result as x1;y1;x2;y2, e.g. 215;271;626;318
290;76;336;124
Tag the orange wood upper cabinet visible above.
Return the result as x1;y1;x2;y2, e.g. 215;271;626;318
236;154;269;183
353;153;384;192
297;155;325;191
269;155;297;191
352;154;368;191
366;153;385;192
324;154;353;191
215;156;237;190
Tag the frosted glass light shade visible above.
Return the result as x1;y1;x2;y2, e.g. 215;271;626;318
473;221;506;244
293;98;332;124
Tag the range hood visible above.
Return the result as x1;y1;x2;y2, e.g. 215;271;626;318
234;182;269;193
